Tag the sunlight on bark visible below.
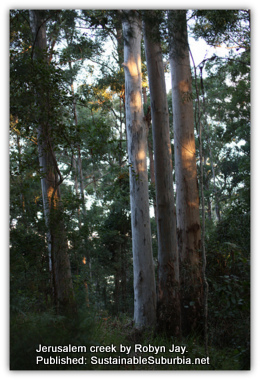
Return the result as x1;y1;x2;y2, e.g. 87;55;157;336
131;91;142;109
136;144;147;173
137;149;146;160
125;55;141;77
180;141;199;210
187;201;199;208
178;79;190;92
124;55;142;109
47;186;58;208
180;143;196;168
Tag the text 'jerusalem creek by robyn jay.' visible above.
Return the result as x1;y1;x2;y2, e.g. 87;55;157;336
35;344;210;366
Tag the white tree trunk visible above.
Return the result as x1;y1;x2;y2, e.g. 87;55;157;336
143;15;181;336
123;11;156;328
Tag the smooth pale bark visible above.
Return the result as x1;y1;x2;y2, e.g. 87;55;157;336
122;11;156;328
168;10;203;335
68;59;86;225
142;86;157;220
77;148;86;215
115;17;128;314
29;10;75;313
143;16;181;337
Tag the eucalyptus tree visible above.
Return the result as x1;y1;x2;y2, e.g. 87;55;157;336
168;10;203;335
143;11;181;336
29;10;75;313
122;10;156;328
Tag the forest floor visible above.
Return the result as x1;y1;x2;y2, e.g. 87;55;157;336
10;307;246;370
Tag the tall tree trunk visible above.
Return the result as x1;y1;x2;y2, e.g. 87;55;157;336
16;134;26;213
116;18;128;315
199;67;221;222
142;86;157;220
143;14;181;337
115;14;126;163
68;55;90;285
29;10;75;313
168;10;203;335
204;172;212;220
68;59;86;220
191;58;210;354
122;11;156;328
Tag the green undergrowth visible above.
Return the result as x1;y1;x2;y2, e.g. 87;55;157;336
10;308;245;370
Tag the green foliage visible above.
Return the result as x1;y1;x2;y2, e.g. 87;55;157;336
10;306;246;370
10;308;98;370
191;11;250;221
192;10;250;49
205;203;250;369
189;11;250;367
10;9;250;371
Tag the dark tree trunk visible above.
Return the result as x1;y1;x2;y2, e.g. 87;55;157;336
168;10;203;335
29;10;75;314
143;13;181;337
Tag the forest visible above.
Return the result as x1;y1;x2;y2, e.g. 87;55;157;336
9;9;250;370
